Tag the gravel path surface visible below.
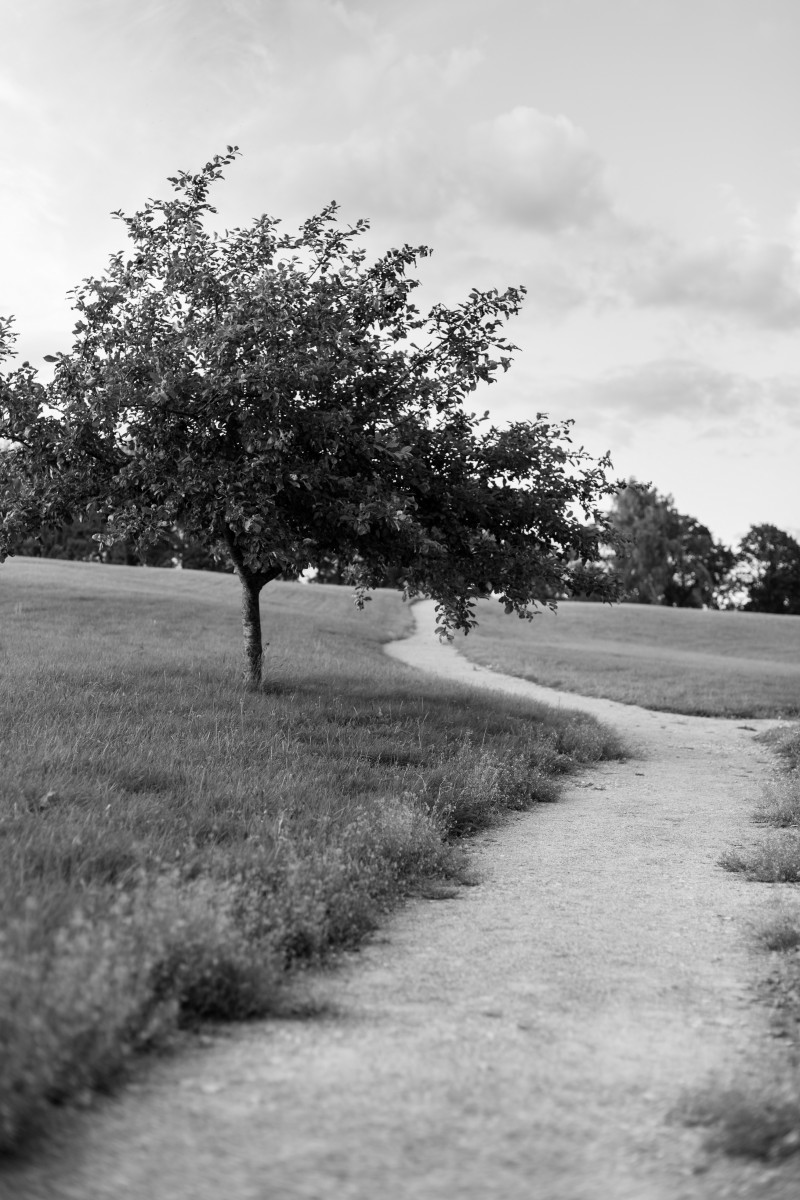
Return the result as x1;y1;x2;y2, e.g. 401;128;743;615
5;600;800;1200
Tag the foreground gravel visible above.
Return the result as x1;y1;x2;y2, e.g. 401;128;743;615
4;600;800;1200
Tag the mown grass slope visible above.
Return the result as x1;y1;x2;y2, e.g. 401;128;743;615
454;599;800;717
0;559;623;1154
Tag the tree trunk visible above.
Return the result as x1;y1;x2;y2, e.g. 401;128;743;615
239;569;265;689
224;529;281;688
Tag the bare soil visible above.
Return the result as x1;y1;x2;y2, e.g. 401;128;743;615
4;600;800;1200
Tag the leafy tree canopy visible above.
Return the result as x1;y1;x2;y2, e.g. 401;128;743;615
609;480;735;608
737;523;800;615
1;149;623;685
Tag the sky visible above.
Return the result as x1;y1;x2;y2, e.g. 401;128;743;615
2;0;799;546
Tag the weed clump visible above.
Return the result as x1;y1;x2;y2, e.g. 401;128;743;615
720;832;800;882
721;727;800;882
753;778;800;829
755;909;800;953
761;724;800;773
682;1087;800;1162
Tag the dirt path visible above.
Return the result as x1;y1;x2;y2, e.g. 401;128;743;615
5;601;800;1200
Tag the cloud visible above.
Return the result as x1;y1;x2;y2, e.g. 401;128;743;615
467;107;611;230
0;74;29;111
269;127;453;222
590;359;756;419
441;45;484;88
789;202;800;270
273;104;613;245
540;359;795;439
767;374;800;425
627;233;800;330
0;163;68;317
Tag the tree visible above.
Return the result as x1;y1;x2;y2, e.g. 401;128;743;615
1;150;623;687
608;481;734;608
737;524;800;614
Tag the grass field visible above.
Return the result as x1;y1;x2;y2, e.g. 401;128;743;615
454;599;800;718
0;559;623;1153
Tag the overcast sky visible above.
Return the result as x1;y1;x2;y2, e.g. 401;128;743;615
3;0;799;544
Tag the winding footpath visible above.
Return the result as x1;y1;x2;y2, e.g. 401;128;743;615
5;601;800;1200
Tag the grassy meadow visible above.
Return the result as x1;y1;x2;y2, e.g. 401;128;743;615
454;599;800;718
0;558;624;1154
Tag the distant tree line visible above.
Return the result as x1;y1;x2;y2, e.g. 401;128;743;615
608;481;800;614
14;479;799;615
11;513;405;587
11;507;231;572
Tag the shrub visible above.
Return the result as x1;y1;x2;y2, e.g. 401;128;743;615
755;909;800;953
720;832;800;882
682;1087;800;1161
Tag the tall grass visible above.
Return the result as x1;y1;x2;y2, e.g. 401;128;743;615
0;560;624;1153
762;724;800;773
720;725;800;882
